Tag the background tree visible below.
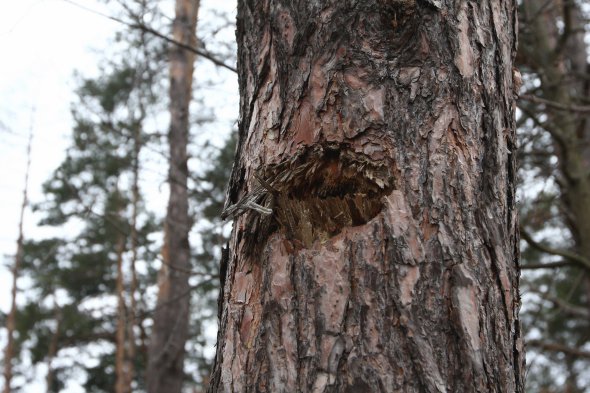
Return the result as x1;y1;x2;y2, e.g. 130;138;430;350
516;1;590;391
0;1;238;390
2;122;33;393
186;131;236;389
12;41;163;391
146;0;199;392
3;0;590;391
210;0;524;391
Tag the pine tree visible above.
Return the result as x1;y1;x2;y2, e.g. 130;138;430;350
210;1;524;391
187;132;237;390
147;1;199;391
517;1;590;391
5;1;239;390
16;53;162;392
2;117;33;393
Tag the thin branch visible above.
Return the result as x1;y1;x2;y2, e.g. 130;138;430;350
131;21;237;73
517;103;567;150
520;228;590;271
75;275;215;321
527;287;590;319
520;260;573;269
60;0;237;73
544;293;590;319
60;176;204;276
521;0;555;24
133;278;215;320
520;94;590;113
3;108;34;393
527;340;590;359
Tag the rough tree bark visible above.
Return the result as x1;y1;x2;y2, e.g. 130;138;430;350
147;1;199;392
211;1;524;392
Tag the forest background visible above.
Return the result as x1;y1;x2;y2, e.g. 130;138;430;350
0;0;588;392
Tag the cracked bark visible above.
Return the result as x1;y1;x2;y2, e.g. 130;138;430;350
210;1;524;392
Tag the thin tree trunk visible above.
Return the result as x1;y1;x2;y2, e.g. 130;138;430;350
45;304;62;393
211;1;524;392
520;0;590;255
115;117;143;393
115;232;131;393
125;122;141;392
147;1;199;392
3;120;33;393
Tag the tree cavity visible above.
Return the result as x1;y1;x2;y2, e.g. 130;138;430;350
266;144;394;248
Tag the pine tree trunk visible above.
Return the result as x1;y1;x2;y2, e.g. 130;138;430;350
147;1;199;392
210;1;524;392
3;127;33;393
126;123;140;392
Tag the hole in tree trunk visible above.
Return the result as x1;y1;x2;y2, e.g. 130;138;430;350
264;144;394;248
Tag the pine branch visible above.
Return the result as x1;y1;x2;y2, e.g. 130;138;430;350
527;340;590;359
544;294;590;319
520;260;572;269
520;228;590;271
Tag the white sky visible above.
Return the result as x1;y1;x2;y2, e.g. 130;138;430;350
0;0;119;310
0;0;238;391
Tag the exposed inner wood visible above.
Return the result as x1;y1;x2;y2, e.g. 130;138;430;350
265;144;393;247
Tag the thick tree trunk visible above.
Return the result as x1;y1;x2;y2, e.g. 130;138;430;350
147;1;199;392
211;1;524;392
